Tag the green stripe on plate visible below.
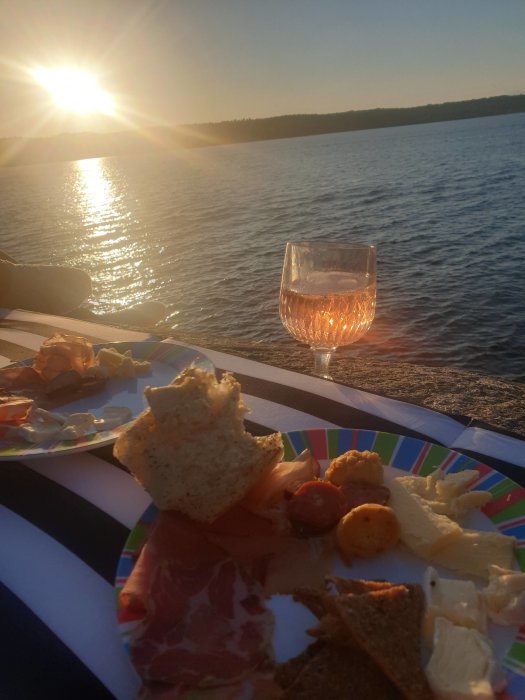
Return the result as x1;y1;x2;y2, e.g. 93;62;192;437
506;641;525;666
372;432;399;465
419;444;451;476
125;522;149;551
281;433;298;461
513;548;525;572
490;501;525;524
327;429;341;459
489;479;518;499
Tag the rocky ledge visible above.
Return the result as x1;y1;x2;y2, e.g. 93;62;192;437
162;330;525;440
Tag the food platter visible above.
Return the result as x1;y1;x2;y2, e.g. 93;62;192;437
115;428;525;699
0;341;215;460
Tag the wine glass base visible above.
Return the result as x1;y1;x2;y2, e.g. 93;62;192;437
312;348;335;380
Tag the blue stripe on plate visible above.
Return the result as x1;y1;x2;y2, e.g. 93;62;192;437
444;453;480;472
477;471;507;491
354;431;376;451
336;429;353;456
390;437;427;469
288;432;307;455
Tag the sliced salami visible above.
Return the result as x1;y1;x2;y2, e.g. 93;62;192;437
339;481;390;511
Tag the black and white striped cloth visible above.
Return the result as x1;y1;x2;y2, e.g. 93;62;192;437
1;308;524;700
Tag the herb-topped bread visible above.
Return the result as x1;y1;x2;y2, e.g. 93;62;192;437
113;367;283;522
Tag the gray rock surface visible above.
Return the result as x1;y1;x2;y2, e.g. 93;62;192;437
163;330;525;439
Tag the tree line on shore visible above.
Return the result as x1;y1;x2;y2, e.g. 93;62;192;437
1;94;524;167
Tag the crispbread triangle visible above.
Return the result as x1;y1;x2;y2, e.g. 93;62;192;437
277;643;402;699
328;584;434;700
327;575;393;595
294;578;397;645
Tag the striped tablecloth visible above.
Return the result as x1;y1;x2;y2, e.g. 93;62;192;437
1;308;525;700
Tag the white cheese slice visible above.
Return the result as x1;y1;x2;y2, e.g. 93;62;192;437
58;413;98;440
423;567;486;644
425;617;506;700
482;564;525;625
17;422;63;443
95;406;132;431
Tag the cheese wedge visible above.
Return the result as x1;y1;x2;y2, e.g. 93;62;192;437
95;346;151;378
434;470;479;500
394;472;490;520
388;478;462;558
430;530;516;581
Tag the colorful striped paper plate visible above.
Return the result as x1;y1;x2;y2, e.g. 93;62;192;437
115;428;525;697
0;341;215;459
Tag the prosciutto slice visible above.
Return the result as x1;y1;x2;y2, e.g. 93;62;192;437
120;511;274;695
204;505;335;596
241;449;320;511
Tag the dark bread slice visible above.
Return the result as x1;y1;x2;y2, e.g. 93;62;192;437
293;585;330;620
279;643;402;699
326;575;392;595
294;577;395;645
274;641;324;690
328;584;434;700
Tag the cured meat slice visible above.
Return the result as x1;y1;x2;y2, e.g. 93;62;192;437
31;333;95;381
204;504;335;596
138;667;281;700
120;511;274;694
241;449;321;510
135;668;282;700
0;365;44;390
339;480;390;511
0;396;34;424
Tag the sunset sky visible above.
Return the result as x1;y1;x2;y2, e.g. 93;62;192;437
1;0;524;139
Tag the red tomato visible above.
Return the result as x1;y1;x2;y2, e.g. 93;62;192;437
286;480;346;537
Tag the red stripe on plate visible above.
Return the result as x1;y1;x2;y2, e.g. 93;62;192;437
411;441;431;473
483;487;525;517
305;429;328;460
440;451;459;471
473;463;493;481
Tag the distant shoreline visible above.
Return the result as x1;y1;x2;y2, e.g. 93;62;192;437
1;94;524;168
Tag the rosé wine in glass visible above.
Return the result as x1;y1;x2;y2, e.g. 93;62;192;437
279;242;376;379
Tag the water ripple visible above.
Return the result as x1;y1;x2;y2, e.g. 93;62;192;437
0;113;524;381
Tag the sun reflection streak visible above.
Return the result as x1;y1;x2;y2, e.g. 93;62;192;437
76;158;118;225
75;158;144;310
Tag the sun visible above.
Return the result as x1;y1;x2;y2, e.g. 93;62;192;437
32;67;115;115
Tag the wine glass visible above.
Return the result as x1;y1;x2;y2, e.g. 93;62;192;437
279;241;376;379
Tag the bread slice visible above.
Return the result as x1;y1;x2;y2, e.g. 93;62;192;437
328;585;434;700
113;368;283;522
278;643;401;699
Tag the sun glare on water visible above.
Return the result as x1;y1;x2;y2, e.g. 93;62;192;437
32;67;115;115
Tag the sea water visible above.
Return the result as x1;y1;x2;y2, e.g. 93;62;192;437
1;112;524;381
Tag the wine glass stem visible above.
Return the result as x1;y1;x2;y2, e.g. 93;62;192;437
312;348;333;379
